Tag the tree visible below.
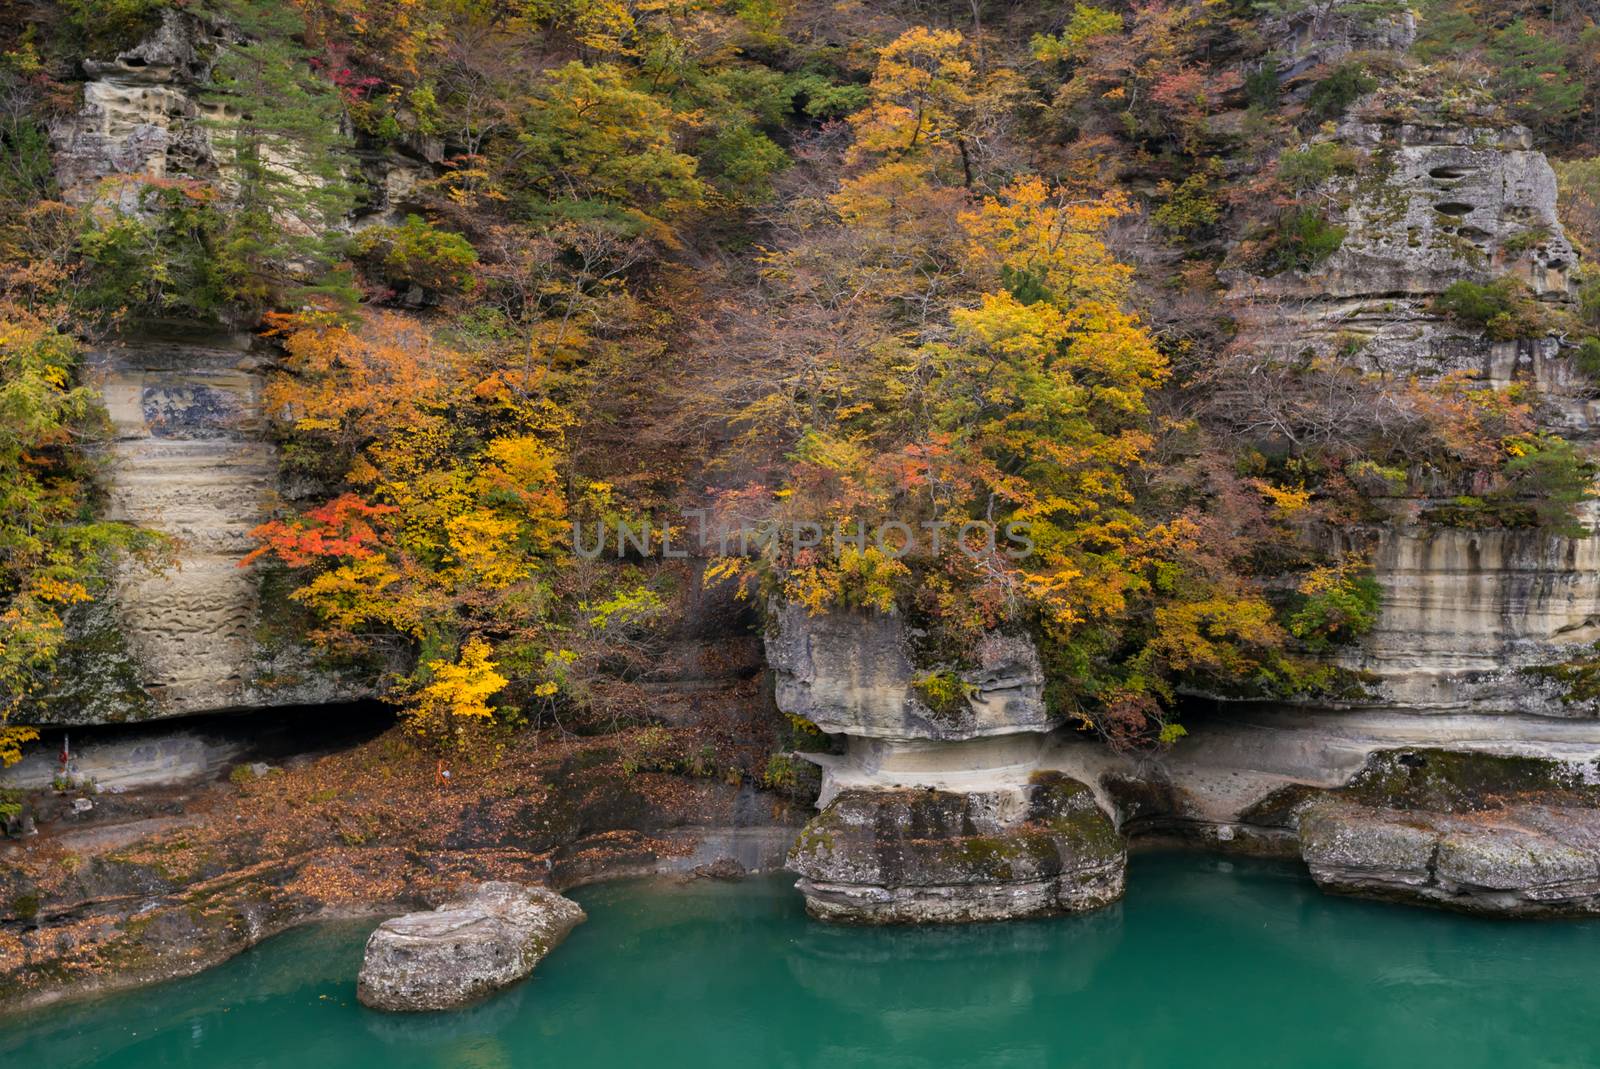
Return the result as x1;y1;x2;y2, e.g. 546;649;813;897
846;27;1025;190
245;312;574;740
205;0;360;308
513;61;705;235
0;306;165;761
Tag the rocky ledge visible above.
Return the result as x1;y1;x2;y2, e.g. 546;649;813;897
357;882;585;1012
1252;747;1600;916
789;773;1125;924
1300;800;1600;916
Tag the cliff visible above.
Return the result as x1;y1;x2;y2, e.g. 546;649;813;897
7;0;1600;988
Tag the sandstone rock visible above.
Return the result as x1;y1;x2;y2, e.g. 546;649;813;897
1218;80;1597;716
50;11;223;207
1299;797;1600;914
357;883;585;1012
1225;90;1578;386
1266;0;1417;83
1345;526;1600;715
25;333;368;723
789;774;1125;923
765;603;1055;742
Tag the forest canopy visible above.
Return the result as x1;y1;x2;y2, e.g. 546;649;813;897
2;0;1598;757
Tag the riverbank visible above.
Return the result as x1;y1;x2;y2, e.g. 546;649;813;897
0;722;810;1014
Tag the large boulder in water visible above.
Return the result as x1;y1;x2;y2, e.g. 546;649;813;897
789;774;1126;923
357;882;585;1011
1299;798;1600;915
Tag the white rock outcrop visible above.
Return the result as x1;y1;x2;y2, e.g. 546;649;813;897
357;883;585;1012
49;10;225;208
49;334;362;723
767;606;1126;922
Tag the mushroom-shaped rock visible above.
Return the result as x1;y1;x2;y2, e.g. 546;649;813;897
357;882;585;1011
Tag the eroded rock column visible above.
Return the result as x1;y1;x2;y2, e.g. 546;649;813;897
767;604;1125;922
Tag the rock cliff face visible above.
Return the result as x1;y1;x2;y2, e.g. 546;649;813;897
49;10;226;209
31;0;1600;930
1227;105;1576;382
37;13;408;723
1266;1;1416;83
768;607;1126;921
1145;187;1600;917
1222;71;1600;716
59;332;359;723
1345;527;1600;714
763;20;1600;922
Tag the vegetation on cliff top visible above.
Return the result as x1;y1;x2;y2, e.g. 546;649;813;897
3;0;1600;754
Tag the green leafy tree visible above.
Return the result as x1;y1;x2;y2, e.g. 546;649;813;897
0;308;167;761
514;61;705;235
204;0;359;309
1489;20;1584;137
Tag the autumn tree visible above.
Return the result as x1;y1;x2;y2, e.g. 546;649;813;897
0;307;166;762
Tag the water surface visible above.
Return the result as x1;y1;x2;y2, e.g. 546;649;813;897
6;853;1597;1068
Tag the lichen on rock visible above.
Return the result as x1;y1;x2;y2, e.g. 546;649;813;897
788;774;1125;924
357;882;585;1012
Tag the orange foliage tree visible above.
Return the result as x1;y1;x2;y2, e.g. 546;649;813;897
243;311;574;745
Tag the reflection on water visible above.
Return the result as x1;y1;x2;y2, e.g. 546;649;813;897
6;853;1600;1069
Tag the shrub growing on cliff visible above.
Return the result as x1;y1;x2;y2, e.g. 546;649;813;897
1260;208;1346;273
913;670;977;718
1277;143;1357;193
1307;63;1377;121
1498;434;1596;537
351;215;479;299
1151;171;1222;238
513;62;705;235
1432;279;1548;341
59;0;166;57
1421;433;1596;537
1574;337;1600;379
1288;566;1382;652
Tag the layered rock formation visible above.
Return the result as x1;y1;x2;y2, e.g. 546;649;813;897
1220;37;1600;713
358;883;585;1011
35;13;424;723
790;776;1124;923
1348;527;1600;714
49;10;225;208
65;333;360;723
1061;708;1600;914
1227;97;1577;383
769;606;1126;922
766;603;1056;743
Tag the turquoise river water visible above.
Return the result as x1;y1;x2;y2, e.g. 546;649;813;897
5;852;1600;1068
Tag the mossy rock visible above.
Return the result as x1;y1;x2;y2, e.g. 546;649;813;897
25;590;151;724
1341;748;1600;812
789;776;1124;888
